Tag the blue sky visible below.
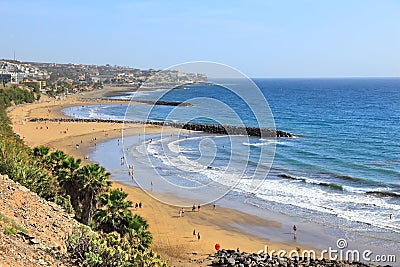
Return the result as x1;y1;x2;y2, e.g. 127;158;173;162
1;0;399;77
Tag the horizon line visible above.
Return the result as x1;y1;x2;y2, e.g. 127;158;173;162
1;58;399;79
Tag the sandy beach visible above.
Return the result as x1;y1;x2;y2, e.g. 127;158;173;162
8;88;315;266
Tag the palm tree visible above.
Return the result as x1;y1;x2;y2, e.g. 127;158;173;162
48;150;68;177
77;164;111;225
128;214;152;250
33;145;50;169
58;156;82;213
33;145;50;158
93;188;133;234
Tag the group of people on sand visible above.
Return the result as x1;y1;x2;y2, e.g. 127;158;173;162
179;204;206;216
35;125;49;130
192;203;217;212
128;164;134;179
135;201;142;209
183;203;217;214
192;204;201;212
90;137;97;146
193;229;200;241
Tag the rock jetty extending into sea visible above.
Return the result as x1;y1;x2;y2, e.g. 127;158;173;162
28;118;295;138
84;97;193;106
151;121;294;138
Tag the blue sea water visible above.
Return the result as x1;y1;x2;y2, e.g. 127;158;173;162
63;78;400;252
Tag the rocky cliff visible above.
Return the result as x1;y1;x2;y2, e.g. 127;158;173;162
0;174;80;267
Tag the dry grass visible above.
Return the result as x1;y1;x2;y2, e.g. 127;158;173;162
0;212;27;234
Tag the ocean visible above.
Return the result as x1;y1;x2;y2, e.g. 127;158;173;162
63;78;400;253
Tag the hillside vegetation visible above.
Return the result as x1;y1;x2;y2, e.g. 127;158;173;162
0;86;166;266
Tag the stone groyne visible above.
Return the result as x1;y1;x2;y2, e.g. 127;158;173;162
153;121;294;138
134;99;192;106
28;118;295;138
81;98;193;106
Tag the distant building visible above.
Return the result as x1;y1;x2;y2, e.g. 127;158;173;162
24;79;46;90
10;72;24;84
84;72;91;83
91;76;101;83
40;80;46;89
92;74;114;83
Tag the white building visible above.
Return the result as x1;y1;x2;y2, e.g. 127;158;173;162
10;72;24;84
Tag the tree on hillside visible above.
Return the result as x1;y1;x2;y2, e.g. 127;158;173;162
77;164;111;225
93;188;133;235
58;156;82;214
33;145;50;158
128;214;152;251
48;150;68;177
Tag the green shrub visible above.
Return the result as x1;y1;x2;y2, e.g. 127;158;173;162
0;89;162;266
3;227;16;235
54;195;74;214
0;212;27;234
67;226;166;267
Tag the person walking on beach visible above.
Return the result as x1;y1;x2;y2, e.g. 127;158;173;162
293;225;297;239
192;204;196;212
197;232;201;241
139;202;142;208
193;229;196;238
198;204;201;212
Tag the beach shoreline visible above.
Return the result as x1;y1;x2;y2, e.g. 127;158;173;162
8;88;397;266
8;90;312;266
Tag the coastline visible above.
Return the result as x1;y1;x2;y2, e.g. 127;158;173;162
8;87;397;266
8;90;311;266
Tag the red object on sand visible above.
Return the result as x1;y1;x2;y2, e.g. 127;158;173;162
215;243;221;251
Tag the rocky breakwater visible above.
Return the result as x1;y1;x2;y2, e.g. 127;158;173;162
85;97;193;106
148;121;295;138
0;174;79;267
132;99;193;106
28;118;295;138
208;249;382;267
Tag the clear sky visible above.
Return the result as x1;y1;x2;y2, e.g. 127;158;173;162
1;0;399;77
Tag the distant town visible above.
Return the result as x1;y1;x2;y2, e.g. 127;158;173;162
0;59;208;96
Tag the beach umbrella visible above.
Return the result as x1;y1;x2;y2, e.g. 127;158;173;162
215;243;220;251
